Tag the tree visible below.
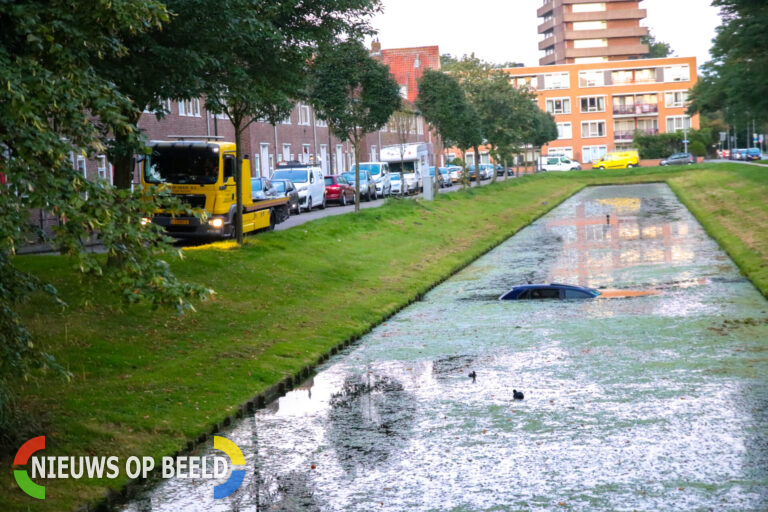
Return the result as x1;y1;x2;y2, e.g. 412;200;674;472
642;33;673;58
688;0;768;125
416;70;482;189
0;0;213;447
529;109;559;170
309;40;401;213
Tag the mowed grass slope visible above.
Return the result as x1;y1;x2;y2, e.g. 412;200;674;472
3;162;767;511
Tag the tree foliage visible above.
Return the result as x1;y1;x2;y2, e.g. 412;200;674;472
688;0;768;124
310;40;401;212
634;128;715;158
642;32;673;58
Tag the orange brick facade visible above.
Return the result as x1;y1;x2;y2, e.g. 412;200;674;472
504;56;699;164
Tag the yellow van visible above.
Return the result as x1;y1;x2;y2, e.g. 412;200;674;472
591;151;639;170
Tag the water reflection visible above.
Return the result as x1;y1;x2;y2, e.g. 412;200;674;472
122;184;768;511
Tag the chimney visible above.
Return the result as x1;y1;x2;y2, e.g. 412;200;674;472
371;39;382;55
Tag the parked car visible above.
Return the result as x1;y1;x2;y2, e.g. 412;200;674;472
324;175;355;206
402;172;420;195
745;148;761;161
466;166;480;181
428;167;450;188
439;167;453;187
389;172;404;195
659;152;695;166
539;155;582;172
271;164;325;212
354;162;391;197
591;151;639;170
342;170;378;201
478;164;495;180
499;283;601;300
250;177;281;201
447;165;463;183
730;148;747;160
495;164;506;176
270;178;300;214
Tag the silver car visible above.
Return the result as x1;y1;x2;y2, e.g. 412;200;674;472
389;172;404;195
342;170;378;201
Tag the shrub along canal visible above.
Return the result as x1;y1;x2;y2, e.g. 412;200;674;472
123;183;768;511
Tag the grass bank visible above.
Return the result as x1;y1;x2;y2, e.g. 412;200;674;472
3;162;767;511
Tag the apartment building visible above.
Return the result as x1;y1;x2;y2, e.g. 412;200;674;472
504;56;699;164
538;0;649;66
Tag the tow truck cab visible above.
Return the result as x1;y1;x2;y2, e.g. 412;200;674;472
140;141;289;238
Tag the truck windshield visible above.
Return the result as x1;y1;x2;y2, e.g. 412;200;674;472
271;170;308;183
389;161;416;173
145;146;219;185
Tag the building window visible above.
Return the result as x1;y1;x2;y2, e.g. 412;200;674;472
665;91;688;108
282;143;291;163
76;154;87;177
580;96;605;113
543;72;569;90
546;98;571;115
417;117;424;135
581;120;606;138
582;145;607;163
302;144;311;163
572;2;606;13
315;117;327;128
253;154;260;176
557;122;572;140
635;68;656;83
574;57;608;64
399;84;408;99
298;104;311;125
548;147;574;159
666;116;691;132
579;70;604;88
574;39;607;49
664;65;690;82
280;112;292;124
178;98;201;117
370;145;378;162
573;21;606;31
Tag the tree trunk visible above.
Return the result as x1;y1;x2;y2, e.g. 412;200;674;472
234;119;244;245
473;145;481;187
353;131;361;214
111;110;143;190
490;145;497;183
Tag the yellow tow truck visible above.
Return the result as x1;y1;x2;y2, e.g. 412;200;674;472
140;141;290;239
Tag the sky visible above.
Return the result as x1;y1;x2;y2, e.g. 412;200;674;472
369;0;722;69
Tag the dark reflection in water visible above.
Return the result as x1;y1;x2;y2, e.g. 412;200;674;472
327;374;416;476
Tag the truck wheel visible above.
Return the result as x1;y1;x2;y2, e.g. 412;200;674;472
268;209;275;231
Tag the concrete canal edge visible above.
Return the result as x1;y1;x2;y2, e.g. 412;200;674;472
84;181;605;511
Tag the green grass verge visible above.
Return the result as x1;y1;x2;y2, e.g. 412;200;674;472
2;162;767;511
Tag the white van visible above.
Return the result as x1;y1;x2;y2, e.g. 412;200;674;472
271;163;326;211
539;155;582;172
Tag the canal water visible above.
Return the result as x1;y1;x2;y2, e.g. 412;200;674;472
123;183;768;511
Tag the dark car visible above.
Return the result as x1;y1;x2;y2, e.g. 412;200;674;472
745;148;761;161
499;283;601;300
271;178;300;215
324;175;355;206
659;152;695;166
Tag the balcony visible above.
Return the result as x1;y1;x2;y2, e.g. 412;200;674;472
539;53;558;66
614;128;658;141
563;8;647;23
565;44;649;59
564;26;649;40
537;18;556;34
538;36;555;51
537;0;554;18
613;104;658;116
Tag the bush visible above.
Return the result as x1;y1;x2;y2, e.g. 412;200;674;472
689;140;707;157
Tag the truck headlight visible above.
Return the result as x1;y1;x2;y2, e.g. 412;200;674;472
209;218;224;228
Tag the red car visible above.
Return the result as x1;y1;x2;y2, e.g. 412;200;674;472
324;175;355;206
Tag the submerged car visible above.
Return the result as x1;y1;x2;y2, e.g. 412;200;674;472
499;283;601;300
